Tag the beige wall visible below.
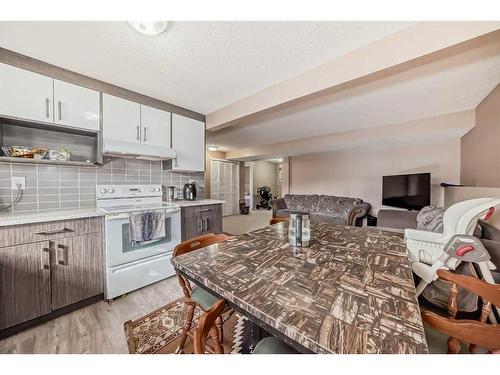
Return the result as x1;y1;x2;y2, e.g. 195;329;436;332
290;138;461;213
253;161;278;197
461;84;500;187
445;186;500;228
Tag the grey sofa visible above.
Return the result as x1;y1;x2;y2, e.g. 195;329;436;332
270;194;371;227
377;209;500;283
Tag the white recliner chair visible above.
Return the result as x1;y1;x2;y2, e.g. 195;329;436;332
405;197;500;296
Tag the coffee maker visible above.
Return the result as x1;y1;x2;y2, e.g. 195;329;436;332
183;180;197;201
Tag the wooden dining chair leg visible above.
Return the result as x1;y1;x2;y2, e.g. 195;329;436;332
447;337;461;354
177;305;195;353
211;326;224;354
215;315;223;347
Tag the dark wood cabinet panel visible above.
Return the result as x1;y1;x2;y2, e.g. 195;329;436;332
0;241;51;329
0;217;104;334
51;233;103;310
0;216;102;248
181;204;223;241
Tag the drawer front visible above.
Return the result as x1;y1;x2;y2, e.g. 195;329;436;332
0;217;103;248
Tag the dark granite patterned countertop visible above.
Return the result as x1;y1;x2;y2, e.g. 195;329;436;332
171;222;428;354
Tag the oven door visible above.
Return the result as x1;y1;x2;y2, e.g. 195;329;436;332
105;209;181;267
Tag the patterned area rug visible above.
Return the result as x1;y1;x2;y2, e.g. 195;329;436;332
124;298;253;354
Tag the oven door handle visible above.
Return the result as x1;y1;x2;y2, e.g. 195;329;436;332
106;214;131;221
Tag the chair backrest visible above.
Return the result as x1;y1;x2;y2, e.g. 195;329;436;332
173;233;231;257
442;198;500;236
421;269;500;352
193;299;226;354
173;233;231;299
269;217;288;225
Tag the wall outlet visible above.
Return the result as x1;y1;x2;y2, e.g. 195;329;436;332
12;176;25;190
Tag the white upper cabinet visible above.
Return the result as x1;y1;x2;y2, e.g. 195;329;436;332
140;105;171;147
171;114;205;172
53;80;100;131
102;94;141;143
0;63;54;123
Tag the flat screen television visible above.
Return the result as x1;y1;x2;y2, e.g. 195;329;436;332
382;173;430;210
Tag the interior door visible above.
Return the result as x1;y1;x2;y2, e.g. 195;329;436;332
140;105;171;147
0;241;51;329
171;114;205;171
0;63;54;124
51;234;103;310
53;79;100;131
102;94;141;143
210;159;240;217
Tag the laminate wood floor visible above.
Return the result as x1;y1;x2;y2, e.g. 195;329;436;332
0;277;183;354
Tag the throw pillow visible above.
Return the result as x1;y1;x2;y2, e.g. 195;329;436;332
417;206;445;233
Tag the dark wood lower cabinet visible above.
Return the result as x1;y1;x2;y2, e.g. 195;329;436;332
0;217;104;332
51;233;103;310
0;241;51;330
181;204;223;241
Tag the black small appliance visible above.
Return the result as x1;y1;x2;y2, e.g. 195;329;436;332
183;181;197;201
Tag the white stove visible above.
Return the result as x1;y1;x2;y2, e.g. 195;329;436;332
97;184;181;300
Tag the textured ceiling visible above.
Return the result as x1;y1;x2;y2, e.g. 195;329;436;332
0;21;413;114
207;38;500;151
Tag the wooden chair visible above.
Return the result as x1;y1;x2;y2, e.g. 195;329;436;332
173;233;233;353
193;299;297;354
269;217;288;225
421;269;500;354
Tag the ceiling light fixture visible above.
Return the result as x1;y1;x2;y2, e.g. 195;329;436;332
207;145;219;152
127;21;169;35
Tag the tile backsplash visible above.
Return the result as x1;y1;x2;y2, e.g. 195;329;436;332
0;157;204;213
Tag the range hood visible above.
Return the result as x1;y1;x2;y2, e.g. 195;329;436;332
103;138;177;161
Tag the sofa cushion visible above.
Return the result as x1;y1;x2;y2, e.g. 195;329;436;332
276;209;292;218
283;194;318;212
417;206;445;233
316;195;363;217
309;213;346;225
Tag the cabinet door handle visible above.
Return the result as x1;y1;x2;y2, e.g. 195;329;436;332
136;125;140;141
199;209;211;212
45;98;50;118
35;227;73;235
56;244;67;265
204;217;209;231
40;247;50;270
143;127;147;142
58;101;62;120
198;218;203;233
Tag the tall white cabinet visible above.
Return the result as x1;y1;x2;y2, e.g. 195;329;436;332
171;114;205;172
210;159;240;216
0;63;54;124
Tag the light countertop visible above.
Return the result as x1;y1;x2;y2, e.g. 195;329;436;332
173;199;225;208
0;200;225;227
0;208;105;227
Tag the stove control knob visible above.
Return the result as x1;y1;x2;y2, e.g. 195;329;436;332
108;188;115;194
150;188;155;192
99;189;107;194
156;188;161;192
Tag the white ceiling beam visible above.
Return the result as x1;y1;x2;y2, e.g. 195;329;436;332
226;110;475;160
207;22;499;131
